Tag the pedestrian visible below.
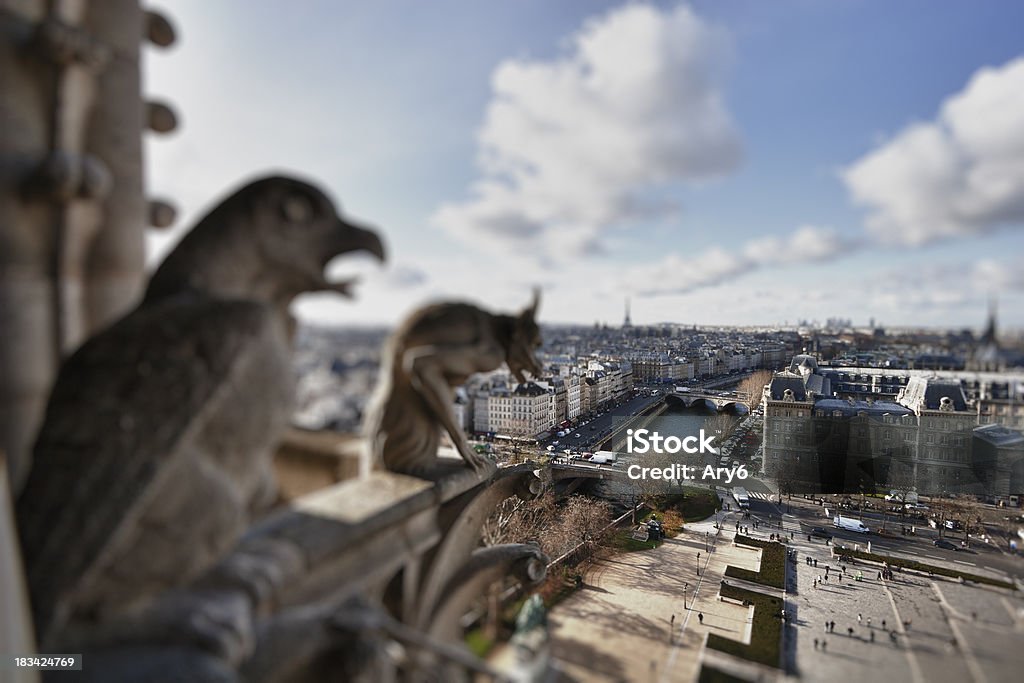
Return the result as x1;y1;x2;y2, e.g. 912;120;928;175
858;613;862;624
671;614;675;626
823;573;827;583
881;619;886;630
867;617;871;628
790;531;794;540
848;627;854;638
814;559;818;568
870;631;875;643
877;571;882;580
830;620;835;633
821;640;827;652
838;573;842;583
824;621;829;633
842;566;846;575
825;566;830;576
814;638;819;650
698;612;704;625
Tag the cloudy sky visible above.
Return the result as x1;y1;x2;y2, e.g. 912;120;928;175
144;0;1024;330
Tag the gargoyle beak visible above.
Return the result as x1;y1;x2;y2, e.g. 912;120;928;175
320;218;386;297
334;218;387;263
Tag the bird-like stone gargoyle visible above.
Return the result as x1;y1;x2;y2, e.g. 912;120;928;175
16;175;385;655
364;291;542;479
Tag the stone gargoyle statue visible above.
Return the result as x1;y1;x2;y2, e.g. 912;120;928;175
16;175;385;655
363;291;543;479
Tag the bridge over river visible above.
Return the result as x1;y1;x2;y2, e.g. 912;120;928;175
665;391;750;414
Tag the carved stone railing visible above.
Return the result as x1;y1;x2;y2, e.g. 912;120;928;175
58;457;548;682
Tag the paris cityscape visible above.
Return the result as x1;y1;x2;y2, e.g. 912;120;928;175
2;1;1023;682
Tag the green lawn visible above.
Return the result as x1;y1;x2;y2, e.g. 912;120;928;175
707;584;783;668
698;665;751;683
464;628;494;658
608;528;659;552
642;488;722;537
724;535;786;589
832;546;1015;590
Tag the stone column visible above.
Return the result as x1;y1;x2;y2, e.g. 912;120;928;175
0;0;173;492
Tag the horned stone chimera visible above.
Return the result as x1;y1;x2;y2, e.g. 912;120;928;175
363;292;543;479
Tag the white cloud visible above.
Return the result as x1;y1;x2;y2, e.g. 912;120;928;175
433;3;741;256
633;225;852;296
970;259;1024;292
741;225;860;264
843;57;1024;245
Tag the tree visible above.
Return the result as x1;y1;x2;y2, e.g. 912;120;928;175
481;493;558;548
770;456;801;504
885;460;917;531
928;497;968;540
479;493;612;638
705;412;739;447
737;370;774;410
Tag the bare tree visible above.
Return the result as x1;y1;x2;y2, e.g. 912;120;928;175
705;412;739;446
481;493;558;547
770;456;802;504
885;460;917;531
479;492;612;637
928;497;967;540
737;370;774;410
544;495;614;557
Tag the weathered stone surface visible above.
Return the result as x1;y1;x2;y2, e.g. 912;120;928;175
16;176;385;650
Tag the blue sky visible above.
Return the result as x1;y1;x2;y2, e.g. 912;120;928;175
145;1;1024;330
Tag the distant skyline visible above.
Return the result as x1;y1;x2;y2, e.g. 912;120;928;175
145;1;1024;330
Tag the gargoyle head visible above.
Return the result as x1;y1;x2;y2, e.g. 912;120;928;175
252;177;386;298
144;175;386;306
507;289;543;383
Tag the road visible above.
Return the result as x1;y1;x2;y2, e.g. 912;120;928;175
543;391;665;453
738;494;1024;581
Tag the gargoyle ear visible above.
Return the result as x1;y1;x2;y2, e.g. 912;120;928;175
520;287;541;321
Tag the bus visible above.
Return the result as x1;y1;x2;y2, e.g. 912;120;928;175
732;487;750;509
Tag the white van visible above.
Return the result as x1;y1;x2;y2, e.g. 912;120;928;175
833;516;870;534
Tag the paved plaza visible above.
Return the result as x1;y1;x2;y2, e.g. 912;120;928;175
541;494;1024;683
547;516;759;682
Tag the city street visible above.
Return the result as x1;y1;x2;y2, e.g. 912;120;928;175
542;391;665;452
738;495;1024;582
